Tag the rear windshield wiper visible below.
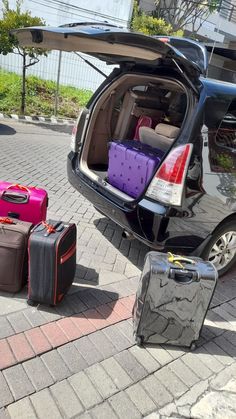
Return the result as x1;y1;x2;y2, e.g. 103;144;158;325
74;52;107;78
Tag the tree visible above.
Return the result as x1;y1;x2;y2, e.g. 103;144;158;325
153;0;221;35
131;0;183;36
0;0;47;114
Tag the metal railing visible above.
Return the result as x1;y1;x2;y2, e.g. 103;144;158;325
219;0;236;24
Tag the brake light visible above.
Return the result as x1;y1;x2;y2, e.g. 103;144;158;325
71;124;77;138
146;144;193;206
70;121;78;152
158;37;169;43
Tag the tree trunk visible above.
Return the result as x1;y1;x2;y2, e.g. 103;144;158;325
21;53;26;115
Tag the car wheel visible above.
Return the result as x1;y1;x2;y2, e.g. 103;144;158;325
201;221;236;277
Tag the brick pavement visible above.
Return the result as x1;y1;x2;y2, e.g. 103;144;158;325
0;120;236;418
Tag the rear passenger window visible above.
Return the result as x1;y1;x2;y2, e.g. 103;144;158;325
216;113;236;151
209;100;236;173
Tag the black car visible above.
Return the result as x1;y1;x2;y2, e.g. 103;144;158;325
14;24;236;276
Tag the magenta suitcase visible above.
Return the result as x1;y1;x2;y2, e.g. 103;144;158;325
108;141;163;198
0;182;48;225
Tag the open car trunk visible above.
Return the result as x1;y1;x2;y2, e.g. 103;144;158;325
12;24;197;201
79;74;188;201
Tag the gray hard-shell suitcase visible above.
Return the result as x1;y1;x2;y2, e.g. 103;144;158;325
28;220;76;306
0;217;32;292
133;252;218;349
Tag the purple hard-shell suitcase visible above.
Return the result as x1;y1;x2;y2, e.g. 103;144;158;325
108;140;164;198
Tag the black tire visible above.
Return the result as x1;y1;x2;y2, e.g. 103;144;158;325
201;221;236;277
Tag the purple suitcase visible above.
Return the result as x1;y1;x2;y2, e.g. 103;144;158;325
108;141;164;198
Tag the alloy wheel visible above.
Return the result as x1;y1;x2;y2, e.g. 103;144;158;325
208;231;236;271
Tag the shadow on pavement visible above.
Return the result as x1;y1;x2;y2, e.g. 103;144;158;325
220;264;236;282
74;265;99;286
32;122;73;134
94;215;150;270
37;287;119;318
94;216;236;284
0;284;119;320
0;123;16;135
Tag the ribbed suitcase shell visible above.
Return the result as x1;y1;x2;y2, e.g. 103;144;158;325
108;141;163;198
133;252;218;348
28;220;77;305
0;182;48;225
0;218;32;292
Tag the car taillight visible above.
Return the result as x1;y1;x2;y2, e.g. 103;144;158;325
70;123;77;151
70;108;89;152
146;144;193;206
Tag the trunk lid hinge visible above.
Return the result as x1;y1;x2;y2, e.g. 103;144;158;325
172;58;199;96
74;52;107;78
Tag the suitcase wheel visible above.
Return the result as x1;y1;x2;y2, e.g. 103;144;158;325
27;299;38;307
190;342;196;351
136;336;144;347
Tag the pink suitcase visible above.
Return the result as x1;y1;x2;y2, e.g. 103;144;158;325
0;182;48;225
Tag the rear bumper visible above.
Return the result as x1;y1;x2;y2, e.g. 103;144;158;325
67;152;210;253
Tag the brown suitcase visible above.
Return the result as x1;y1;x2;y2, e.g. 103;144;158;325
0;217;32;292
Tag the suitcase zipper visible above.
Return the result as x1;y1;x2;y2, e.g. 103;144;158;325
60;243;76;264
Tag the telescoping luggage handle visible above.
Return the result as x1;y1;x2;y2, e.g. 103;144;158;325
167;252;199;283
1;184;31;204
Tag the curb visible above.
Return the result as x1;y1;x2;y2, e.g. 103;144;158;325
0;112;75;125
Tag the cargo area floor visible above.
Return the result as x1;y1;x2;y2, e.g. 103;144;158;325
89;164;108;181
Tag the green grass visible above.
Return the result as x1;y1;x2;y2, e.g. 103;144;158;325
0;69;93;118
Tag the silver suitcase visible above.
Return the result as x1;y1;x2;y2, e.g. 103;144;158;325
133;252;218;349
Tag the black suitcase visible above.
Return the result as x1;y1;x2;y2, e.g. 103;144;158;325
28;220;77;306
133;252;218;349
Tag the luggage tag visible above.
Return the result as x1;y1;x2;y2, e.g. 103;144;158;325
43;221;64;237
0;217;16;235
0;217;15;224
168;252;195;268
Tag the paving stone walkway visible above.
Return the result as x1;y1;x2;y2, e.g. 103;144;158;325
0;120;236;419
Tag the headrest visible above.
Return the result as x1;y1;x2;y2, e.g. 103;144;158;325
154;123;180;139
139;126;175;151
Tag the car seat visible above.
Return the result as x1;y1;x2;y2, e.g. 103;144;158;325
139;123;180;151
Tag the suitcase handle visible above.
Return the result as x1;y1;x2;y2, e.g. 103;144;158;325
2;191;29;204
169;268;199;283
